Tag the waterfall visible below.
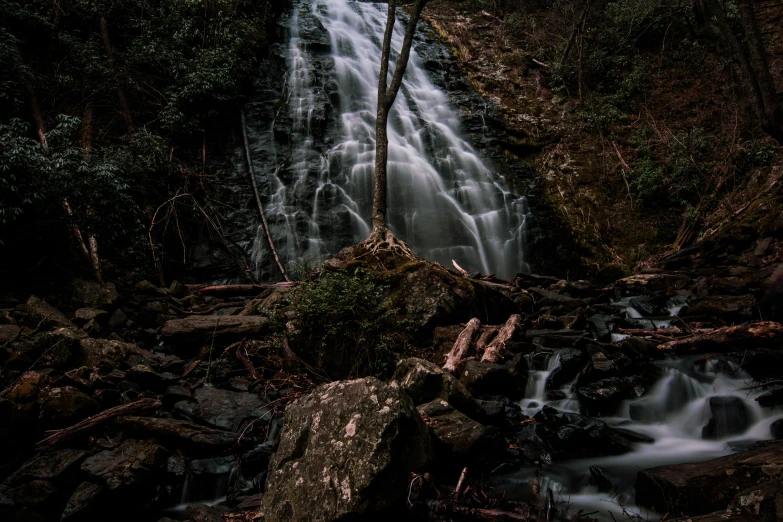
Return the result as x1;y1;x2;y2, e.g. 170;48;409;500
250;0;531;280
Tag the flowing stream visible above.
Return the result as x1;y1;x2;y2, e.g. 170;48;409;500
249;0;531;279
498;302;783;521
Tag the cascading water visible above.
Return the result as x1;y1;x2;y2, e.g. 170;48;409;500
504;300;783;521
250;0;531;279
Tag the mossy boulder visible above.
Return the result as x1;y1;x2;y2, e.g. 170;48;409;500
262;378;432;522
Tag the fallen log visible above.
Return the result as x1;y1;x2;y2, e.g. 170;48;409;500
424;500;536;521
187;282;296;297
443;318;482;373
169;301;246;316
476;326;500;354
482;314;522;363
36;398;161;450
656;321;783;353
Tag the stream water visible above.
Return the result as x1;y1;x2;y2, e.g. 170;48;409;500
498;301;783;521
250;0;531;279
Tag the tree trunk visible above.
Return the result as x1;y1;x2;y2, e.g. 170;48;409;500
370;0;430;238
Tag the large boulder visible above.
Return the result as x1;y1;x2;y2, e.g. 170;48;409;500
80;439;168;511
417;399;496;470
635;442;783;517
393;358;485;421
77;338;137;367
161;316;269;350
262;378;432;522
546;348;586;389
2;449;87;487
173;386;269;432
71;279;119;309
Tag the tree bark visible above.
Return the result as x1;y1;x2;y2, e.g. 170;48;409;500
241;109;290;282
481;314;522;363
443;318;482;372
476;325;500;355
370;0;430;237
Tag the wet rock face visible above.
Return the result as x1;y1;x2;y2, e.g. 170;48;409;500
702;396;751;439
173;386;270;432
635;442;783;518
458;354;528;400
262;377;432;522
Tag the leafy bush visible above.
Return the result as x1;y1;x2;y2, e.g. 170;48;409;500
630;157;667;206
286;269;409;379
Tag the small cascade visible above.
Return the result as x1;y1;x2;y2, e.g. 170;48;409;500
511;350;783;521
249;0;532;279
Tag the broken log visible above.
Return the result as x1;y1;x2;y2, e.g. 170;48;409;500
187;282;296;297
454;467;469;499
424;500;536;521
443;318;482;373
656;321;783;353
482;314;523;363
36;398;161;450
452;259;470;277
476;326;500;354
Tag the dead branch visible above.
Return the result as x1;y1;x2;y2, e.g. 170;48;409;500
241;108;290;282
236;345;261;382
424;500;536;521
36;398;161;450
443;318;482;372
452;259;470;277
482;314;523;363
454;467;469;499
187;282;296;297
476;325;500;354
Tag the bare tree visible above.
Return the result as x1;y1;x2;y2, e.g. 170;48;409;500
365;0;430;252
695;0;783;145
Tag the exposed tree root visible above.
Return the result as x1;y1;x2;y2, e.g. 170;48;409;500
359;228;418;261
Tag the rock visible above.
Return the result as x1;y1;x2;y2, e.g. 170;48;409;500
393;357;485;421
39;386;100;431
531;407;635;459
702;396;752;439
5;479;59;509
771;419;783;439
417;399;494;467
3;370;47;415
108;309;128;327
126;364;176;392
614;273;691;294
236;493;265;510
61;482;105;521
161;316;269;350
262;378;432;522
19;296;72;328
173;386;269;432
687;295;756;320
186;504;228;522
529;287;587;308
73;308;109;327
3;449;87;487
576;376;647;416
169;280;188;299
636;442;783;517
114;417;240;454
34;327;87;367
71;280;119;309
458;354;527;400
163;385;191;408
546;348;586;389
77;338;136;367
80;439;168;508
0;324;20;343
727;480;781;522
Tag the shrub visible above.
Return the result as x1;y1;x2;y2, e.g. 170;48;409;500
285;269;409;379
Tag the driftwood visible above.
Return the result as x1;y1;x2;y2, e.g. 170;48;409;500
36;398;161;450
476;326;500;354
241;109;290;282
181;359;201;379
187;282;296;297
657;321;783;353
424;500;536;521
482;314;522;363
443;318;482;372
452;259;470;277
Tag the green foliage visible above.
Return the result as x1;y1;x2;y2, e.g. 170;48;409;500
285;269;409;379
630;156;667;206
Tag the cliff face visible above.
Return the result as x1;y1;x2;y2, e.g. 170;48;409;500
424;0;783;280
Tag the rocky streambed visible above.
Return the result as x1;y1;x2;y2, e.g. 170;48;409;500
1;238;783;522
